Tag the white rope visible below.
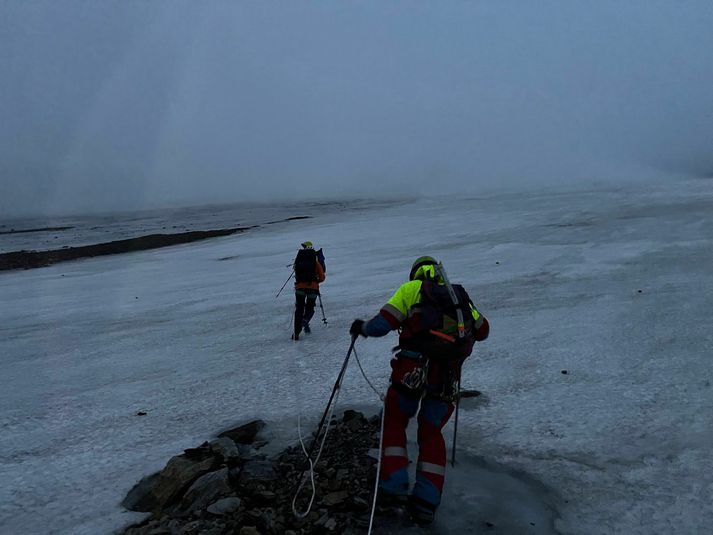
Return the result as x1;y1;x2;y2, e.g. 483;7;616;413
349;345;388;535
291;340;388;532
291;362;346;518
285;305;294;330
352;346;385;402
367;394;387;535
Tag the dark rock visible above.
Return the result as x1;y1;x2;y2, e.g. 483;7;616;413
207;497;242;516
180;468;231;513
237;444;259;459
228;466;242;485
209;437;241;464
342;410;364;422
245;509;262;522
182;442;213;460
351;496;370;510
238;460;278;487
147;527;171;535
323;490;349;506
0;227;253;272
561;370;568;375
254;490;276;504
123;408;383;535
315;512;330;526
256;509;276;532
136;411;148;416
218;420;265;444
123;454;217;512
180;520;202;533
345;417;364;432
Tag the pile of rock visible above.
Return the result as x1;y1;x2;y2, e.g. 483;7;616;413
123;410;380;535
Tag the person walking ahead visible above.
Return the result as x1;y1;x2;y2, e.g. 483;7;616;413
349;256;489;524
292;241;325;340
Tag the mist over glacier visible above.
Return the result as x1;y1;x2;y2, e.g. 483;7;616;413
2;1;713;217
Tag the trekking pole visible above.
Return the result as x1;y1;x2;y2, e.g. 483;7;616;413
317;294;328;324
451;364;463;467
275;269;294;298
292;335;358;505
305;335;356;460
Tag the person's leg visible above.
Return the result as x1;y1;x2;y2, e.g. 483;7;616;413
293;290;306;339
411;395;453;522
410;358;460;523
379;386;418;499
379;352;427;499
302;290;317;330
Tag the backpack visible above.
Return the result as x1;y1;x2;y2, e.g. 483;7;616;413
316;248;326;273
407;281;477;360
294;248;318;283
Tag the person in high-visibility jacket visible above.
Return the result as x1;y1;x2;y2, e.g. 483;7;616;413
350;256;489;524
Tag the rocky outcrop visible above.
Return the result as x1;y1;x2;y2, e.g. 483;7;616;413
0;228;253;271
122;412;380;535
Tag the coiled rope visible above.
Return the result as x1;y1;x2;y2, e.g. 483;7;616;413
291;380;344;518
291;339;387;535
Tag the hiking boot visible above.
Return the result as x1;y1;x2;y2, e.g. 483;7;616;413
291;332;299;341
303;323;311;334
376;490;408;510
408;496;436;525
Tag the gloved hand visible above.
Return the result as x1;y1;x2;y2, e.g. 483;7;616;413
350;319;367;338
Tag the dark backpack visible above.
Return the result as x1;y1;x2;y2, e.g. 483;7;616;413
294;249;318;283
409;281;477;359
316;248;326;273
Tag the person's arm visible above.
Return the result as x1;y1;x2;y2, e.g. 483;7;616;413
469;302;489;341
352;281;422;338
315;259;325;283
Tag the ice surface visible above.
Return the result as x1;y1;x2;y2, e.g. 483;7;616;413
1;181;712;534
0;198;403;253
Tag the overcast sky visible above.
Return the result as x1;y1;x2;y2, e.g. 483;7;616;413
1;1;712;217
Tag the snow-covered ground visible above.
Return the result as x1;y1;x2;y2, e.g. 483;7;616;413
1;180;712;534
